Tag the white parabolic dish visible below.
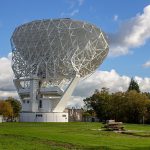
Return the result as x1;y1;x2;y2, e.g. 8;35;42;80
11;18;109;84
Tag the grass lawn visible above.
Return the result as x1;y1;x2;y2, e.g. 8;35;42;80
0;122;150;150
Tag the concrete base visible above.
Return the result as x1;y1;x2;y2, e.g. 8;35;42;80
20;112;68;122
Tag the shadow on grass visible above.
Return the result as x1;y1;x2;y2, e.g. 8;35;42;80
2;133;150;150
121;131;150;137
0;134;113;150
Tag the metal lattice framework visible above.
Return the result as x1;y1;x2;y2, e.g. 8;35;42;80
11;18;109;85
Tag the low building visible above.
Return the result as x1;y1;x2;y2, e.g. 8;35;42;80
67;108;84;122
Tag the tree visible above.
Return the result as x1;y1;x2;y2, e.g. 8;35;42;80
83;88;111;121
5;97;21;121
124;91;149;123
0;100;13;120
83;87;150;123
111;92;127;121
128;78;140;93
145;101;150;123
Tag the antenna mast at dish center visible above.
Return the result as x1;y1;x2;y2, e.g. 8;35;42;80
11;18;109;122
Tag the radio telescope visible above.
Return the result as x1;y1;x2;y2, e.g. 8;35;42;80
11;18;109;122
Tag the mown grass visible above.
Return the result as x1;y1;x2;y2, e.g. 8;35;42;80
0;122;150;149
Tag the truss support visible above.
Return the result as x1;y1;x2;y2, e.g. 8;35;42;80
53;74;80;112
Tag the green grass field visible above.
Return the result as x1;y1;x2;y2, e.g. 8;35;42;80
0;122;150;150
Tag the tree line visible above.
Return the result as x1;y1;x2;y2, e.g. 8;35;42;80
0;97;21;121
83;79;150;124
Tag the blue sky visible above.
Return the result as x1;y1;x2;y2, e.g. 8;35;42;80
0;0;150;101
0;0;150;78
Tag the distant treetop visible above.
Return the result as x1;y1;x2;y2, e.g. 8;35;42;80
127;78;140;93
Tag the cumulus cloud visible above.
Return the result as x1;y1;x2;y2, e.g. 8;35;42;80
70;69;150;107
73;69;130;97
68;96;84;108
70;69;130;107
143;60;150;68
135;76;150;92
109;5;150;56
0;53;15;91
0;91;17;98
0;53;17;98
1;54;150;107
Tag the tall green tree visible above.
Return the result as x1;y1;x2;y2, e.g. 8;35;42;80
83;88;111;121
128;78;140;93
124;91;149;123
111;92;127;121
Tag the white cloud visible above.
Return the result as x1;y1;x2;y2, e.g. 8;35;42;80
60;0;84;17
0;91;17;99
68;96;84;108
113;15;118;21
78;0;84;6
73;69;131;97
143;60;150;68
1;54;150;107
0;53;15;91
61;9;79;17
135;76;150;92
70;9;79;16
109;5;150;56
0;53;18;98
67;0;84;8
69;69;150;107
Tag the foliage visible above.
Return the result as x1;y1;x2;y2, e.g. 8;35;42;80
0;97;21;121
124;91;148;123
0;100;13;118
83;88;150;123
5;97;21;119
128;78;140;93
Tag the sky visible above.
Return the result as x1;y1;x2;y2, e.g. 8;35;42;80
1;0;150;106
